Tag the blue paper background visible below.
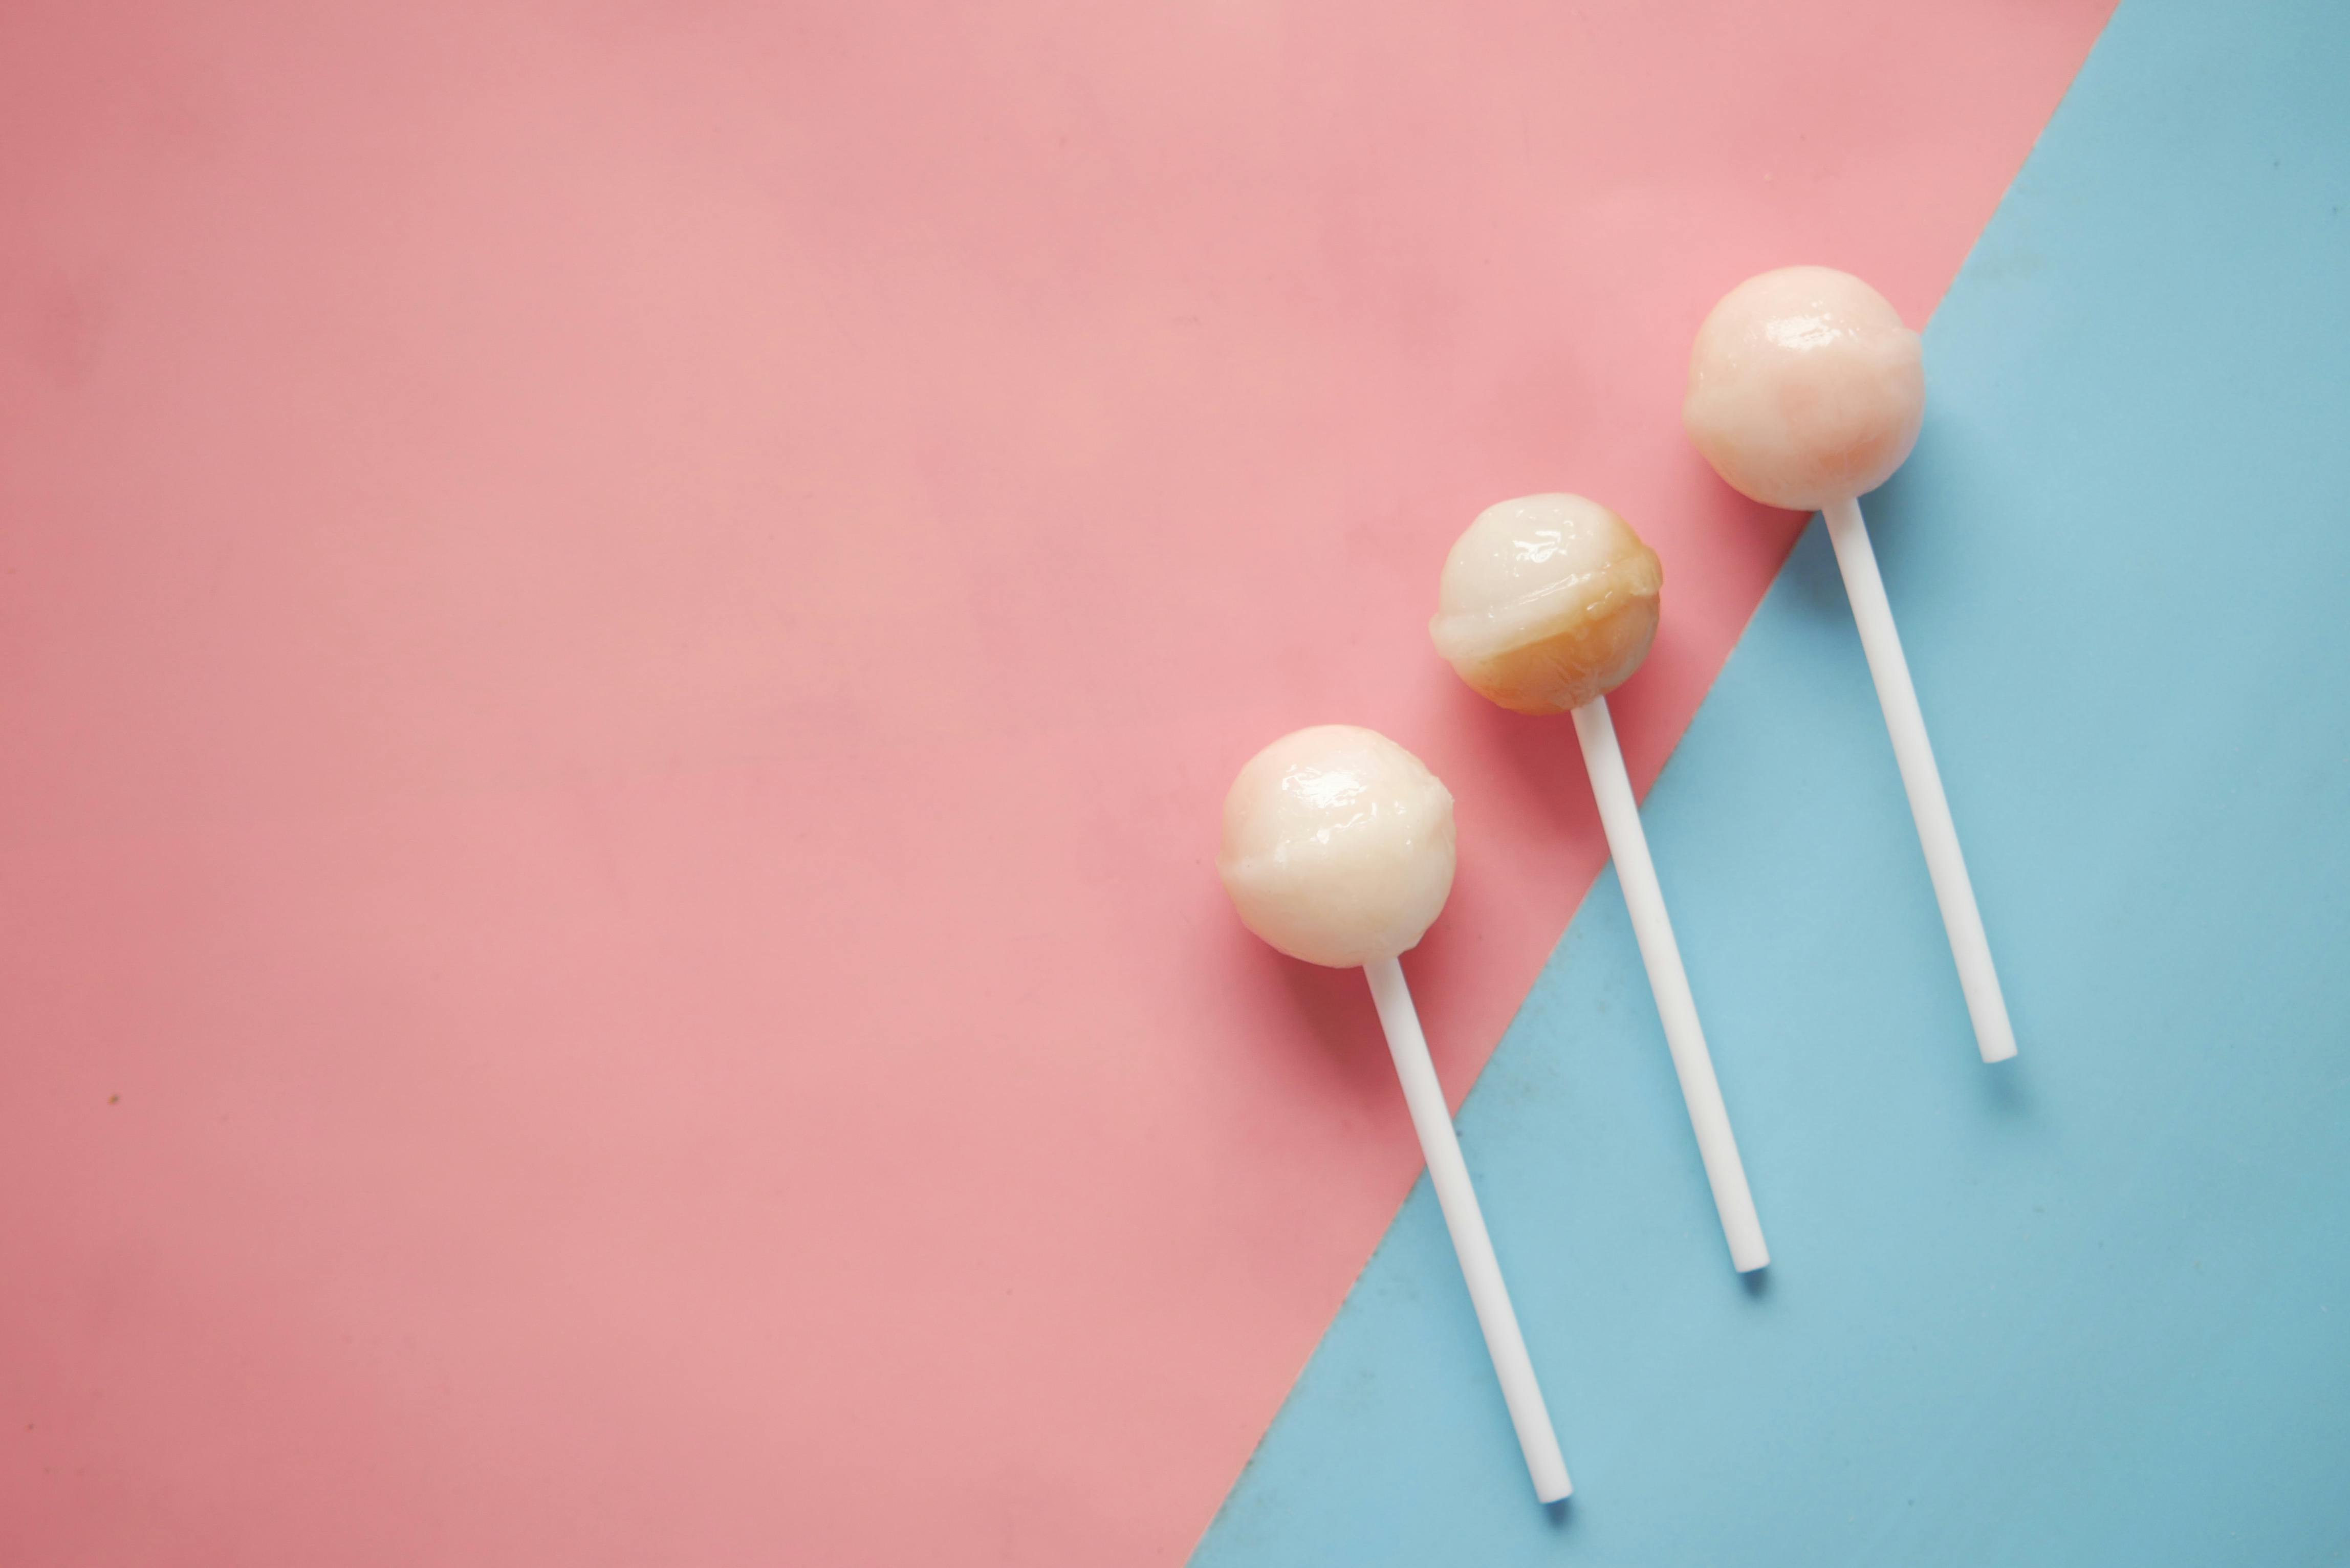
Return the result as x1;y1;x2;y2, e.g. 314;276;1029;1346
1192;1;2350;1561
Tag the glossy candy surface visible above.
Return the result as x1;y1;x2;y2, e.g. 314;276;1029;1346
1218;727;1456;968
1684;266;1925;511
1430;494;1663;715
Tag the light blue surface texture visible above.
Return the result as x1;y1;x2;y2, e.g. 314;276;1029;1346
1190;1;2350;1562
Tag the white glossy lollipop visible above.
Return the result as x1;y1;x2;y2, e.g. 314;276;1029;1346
1218;725;1455;968
1686;267;2016;1064
1429;493;1661;716
1220;726;1571;1504
1431;498;1768;1274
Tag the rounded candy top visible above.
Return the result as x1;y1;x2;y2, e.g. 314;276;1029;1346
1429;494;1662;715
1217;725;1456;969
1683;266;1925;511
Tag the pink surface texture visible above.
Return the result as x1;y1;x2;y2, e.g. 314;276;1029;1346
0;3;2108;1562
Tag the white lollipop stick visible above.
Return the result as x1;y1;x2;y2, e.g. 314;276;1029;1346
1364;956;1572;1503
1821;495;2017;1064
1570;697;1770;1272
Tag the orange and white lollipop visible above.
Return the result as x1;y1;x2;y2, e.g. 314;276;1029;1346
1432;497;1768;1274
1687;267;2016;1064
1220;726;1571;1504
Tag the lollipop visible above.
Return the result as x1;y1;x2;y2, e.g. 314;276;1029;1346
1432;495;1768;1274
1221;725;1571;1503
1686;266;2016;1064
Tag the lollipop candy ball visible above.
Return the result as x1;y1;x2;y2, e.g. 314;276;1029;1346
1683;266;1925;511
1218;726;1456;968
1430;494;1663;715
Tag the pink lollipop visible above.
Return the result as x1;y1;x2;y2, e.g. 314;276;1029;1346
1687;267;2016;1064
1221;726;1571;1502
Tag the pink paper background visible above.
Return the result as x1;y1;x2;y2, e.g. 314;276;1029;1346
1;3;2108;1561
